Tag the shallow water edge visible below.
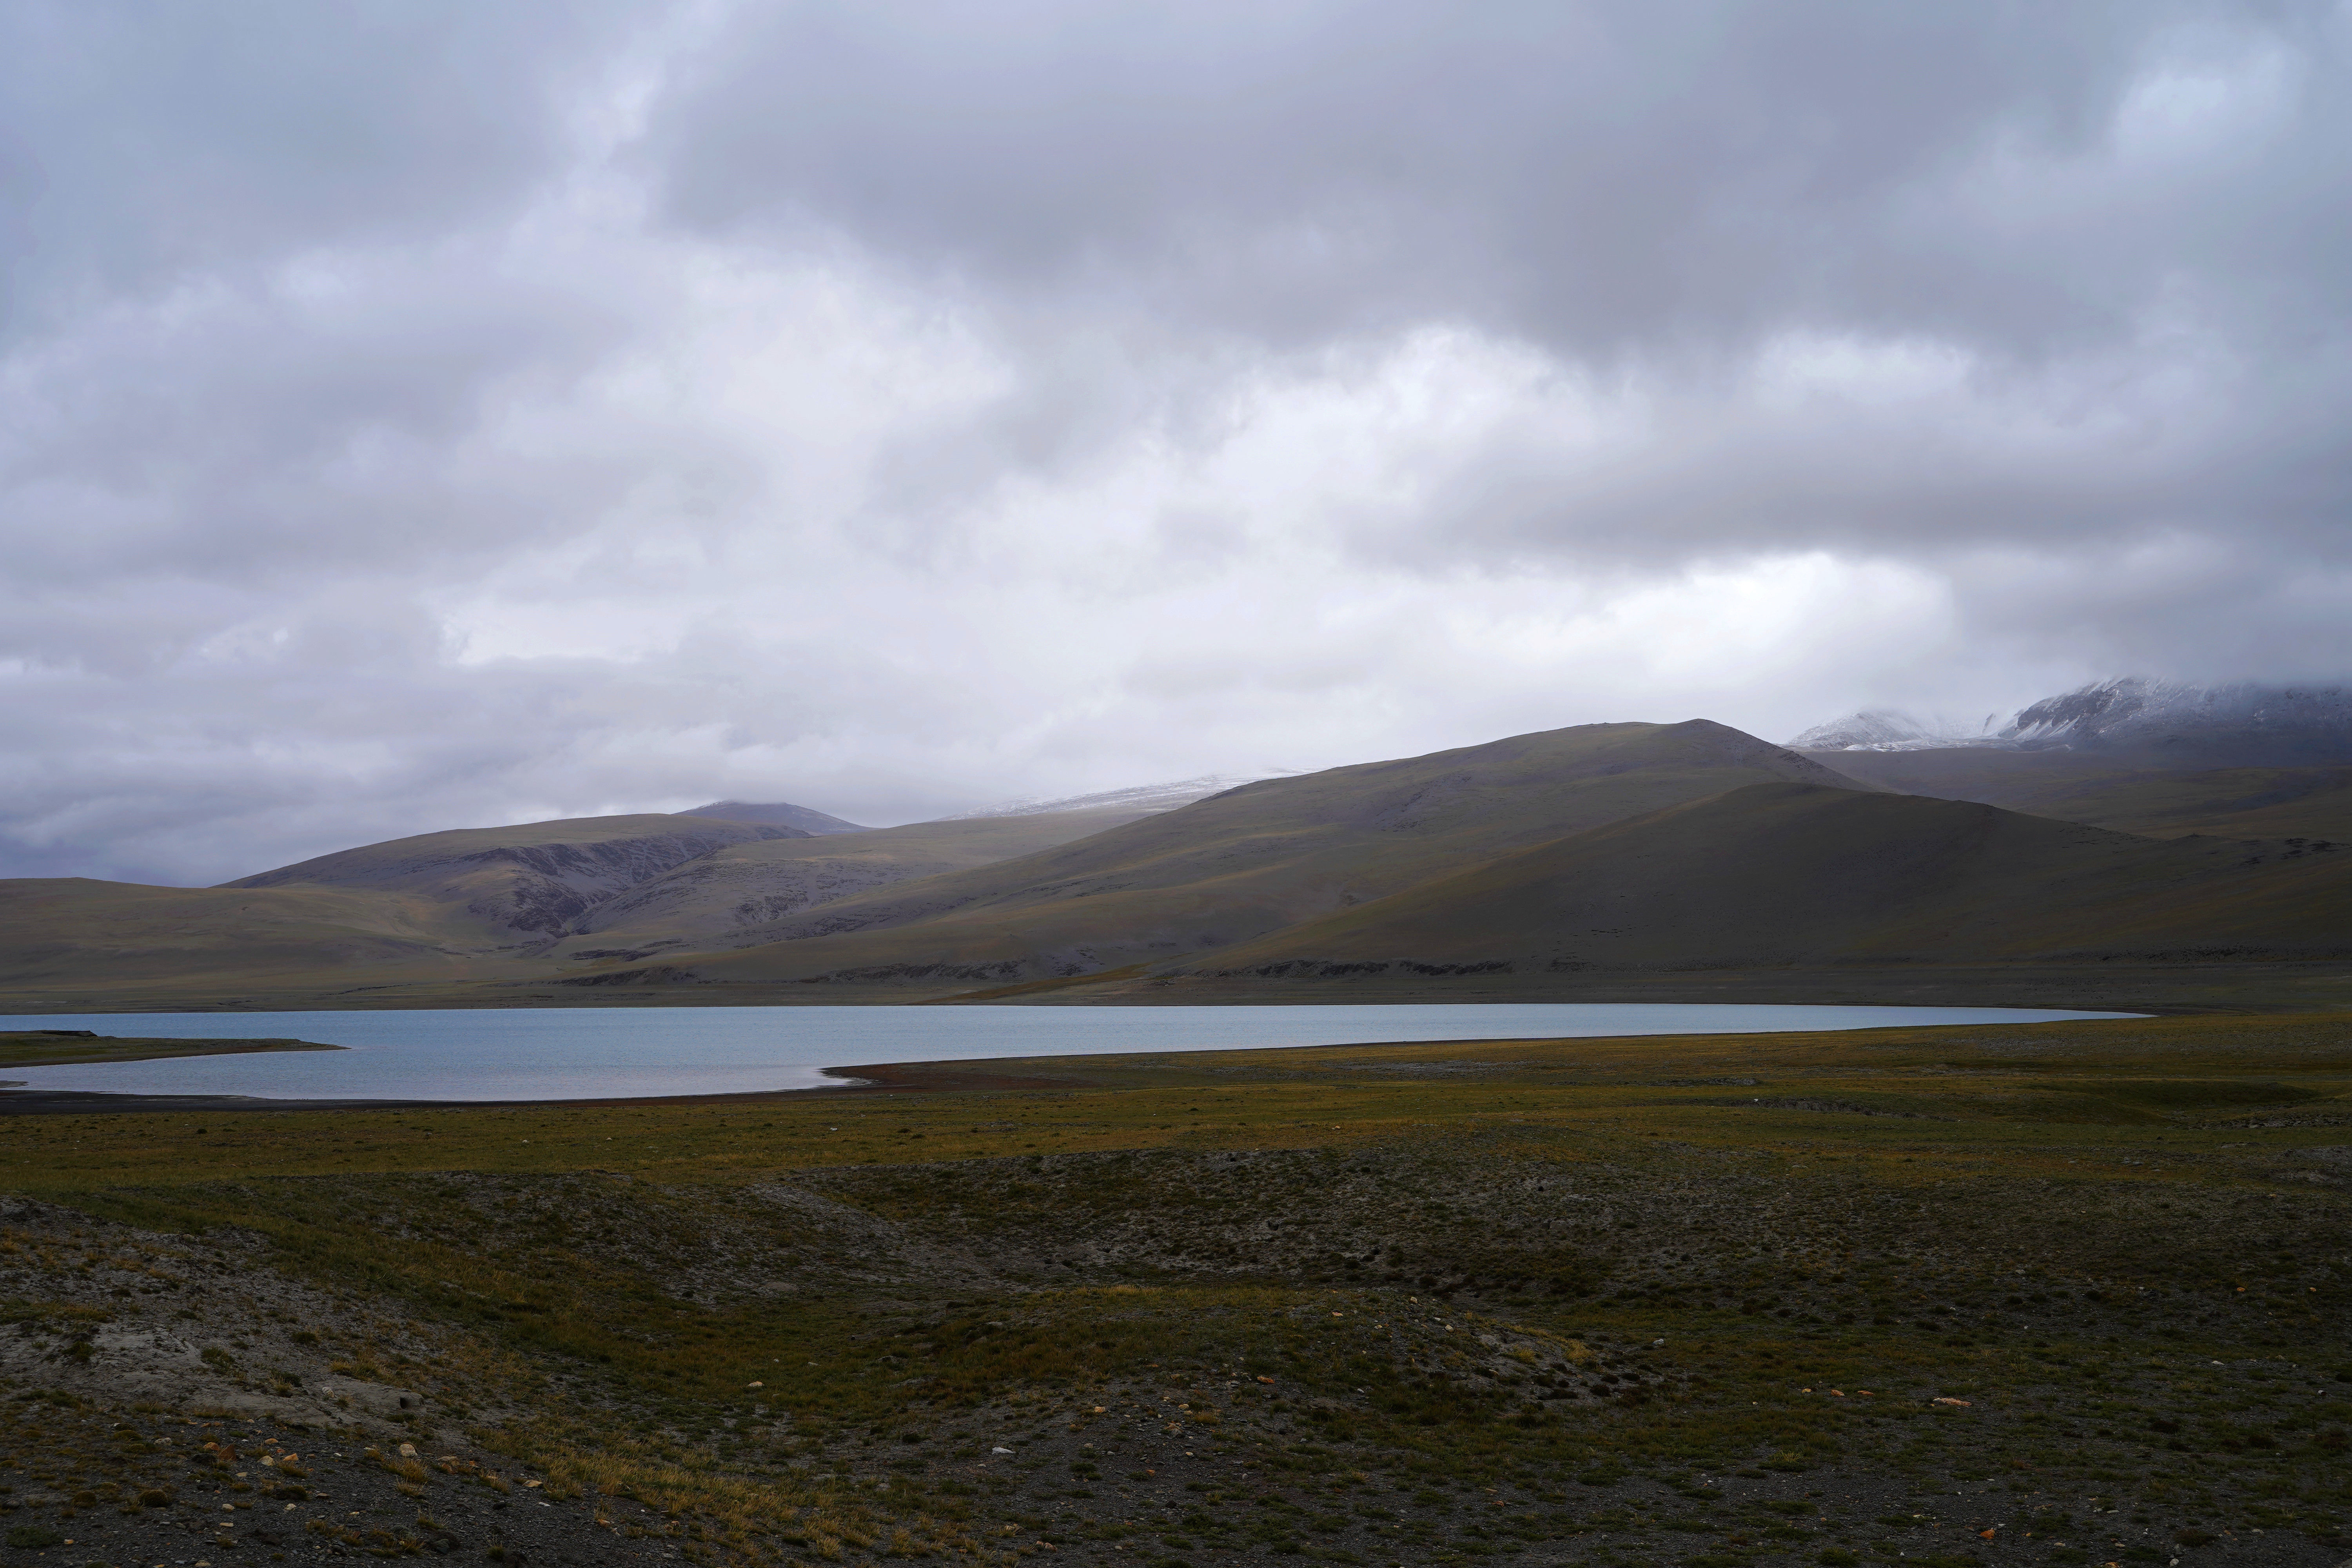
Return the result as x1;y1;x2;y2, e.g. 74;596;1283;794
0;1002;2136;1105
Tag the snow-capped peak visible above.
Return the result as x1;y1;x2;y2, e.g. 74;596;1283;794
1792;677;2352;759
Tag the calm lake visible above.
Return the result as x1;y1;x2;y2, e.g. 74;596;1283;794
0;1003;2133;1104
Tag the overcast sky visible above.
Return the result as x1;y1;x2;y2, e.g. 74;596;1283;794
4;1;2349;884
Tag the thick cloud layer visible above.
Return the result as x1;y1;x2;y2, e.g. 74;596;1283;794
2;0;2347;883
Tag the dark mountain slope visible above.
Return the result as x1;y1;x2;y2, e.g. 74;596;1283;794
655;721;1874;985
547;806;1167;962
0;811;1173;1009
1952;765;2352;843
2000;677;2352;761
1813;751;2352;843
223;814;802;937
1191;783;2352;978
1795;678;2352;764
1796;677;2352;841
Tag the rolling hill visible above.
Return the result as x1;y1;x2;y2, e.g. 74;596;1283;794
2006;766;2352;842
1185;783;2352;980
679;800;869;834
1793;677;2352;842
1812;752;2352;843
544;806;1168;965
0;807;1179;1009
651;720;1874;988
222;813;805;939
0;877;489;1005
7;706;2349;1013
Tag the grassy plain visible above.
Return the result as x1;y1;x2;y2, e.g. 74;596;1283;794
2;1011;2348;1566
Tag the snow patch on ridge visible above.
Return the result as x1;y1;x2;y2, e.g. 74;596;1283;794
1792;677;2352;756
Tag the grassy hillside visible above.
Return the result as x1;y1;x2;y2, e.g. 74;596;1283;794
1810;750;2352;841
223;813;801;938
0;811;1179;1011
0;814;811;1011
1806;748;2164;808
9;720;2350;1012
2;1012;2346;1564
0;877;497;1005
1194;783;2352;978
1966;766;2352;842
548;806;1165;964
645;721;1870;989
681;799;869;833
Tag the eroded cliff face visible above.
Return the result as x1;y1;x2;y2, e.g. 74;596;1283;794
568;851;959;940
451;832;809;935
545;808;1167;963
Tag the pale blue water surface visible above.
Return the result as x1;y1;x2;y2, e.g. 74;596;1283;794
0;1003;2133;1104
0;1006;2136;1105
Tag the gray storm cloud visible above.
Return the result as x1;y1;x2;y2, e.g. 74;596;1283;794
0;0;2346;884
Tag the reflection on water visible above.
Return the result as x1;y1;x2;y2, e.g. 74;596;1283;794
0;1002;2133;1104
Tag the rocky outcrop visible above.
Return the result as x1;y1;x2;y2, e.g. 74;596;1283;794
447;831;806;934
569;852;950;938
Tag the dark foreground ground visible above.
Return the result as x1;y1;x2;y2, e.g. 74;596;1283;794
0;1396;661;1565
2;1010;2348;1568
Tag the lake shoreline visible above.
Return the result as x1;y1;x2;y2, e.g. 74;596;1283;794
0;1058;1106;1114
0;1030;343;1067
0;1002;2139;1106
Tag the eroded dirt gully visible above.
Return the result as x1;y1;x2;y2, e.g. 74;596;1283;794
0;1198;688;1564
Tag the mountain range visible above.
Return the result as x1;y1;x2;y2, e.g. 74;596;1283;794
1790;679;2352;846
2;677;2347;1012
1793;677;2352;760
